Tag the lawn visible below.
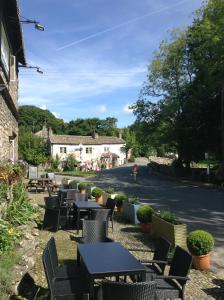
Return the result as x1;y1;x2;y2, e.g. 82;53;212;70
55;170;96;177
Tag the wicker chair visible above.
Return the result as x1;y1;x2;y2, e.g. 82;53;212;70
91;209;110;222
42;247;90;300
80;220;113;243
102;280;157;300
129;238;171;281
154;246;192;300
47;237;85;280
105;198;116;231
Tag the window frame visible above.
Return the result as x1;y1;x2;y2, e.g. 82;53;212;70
60;147;67;154
86;147;93;154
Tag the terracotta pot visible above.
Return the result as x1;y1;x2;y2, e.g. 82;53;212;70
141;223;152;234
192;253;210;270
80;189;86;195
95;195;103;204
117;206;124;214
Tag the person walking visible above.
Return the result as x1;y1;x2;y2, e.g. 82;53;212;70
132;164;138;182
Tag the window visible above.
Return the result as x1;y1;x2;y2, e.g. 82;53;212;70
86;147;92;154
60;147;67;153
104;147;110;152
0;22;10;77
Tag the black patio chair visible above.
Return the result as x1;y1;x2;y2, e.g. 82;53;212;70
91;209;110;222
102;280;157;300
47;237;85;280
80;220;113;243
74;192;88;202
129;238;171;281
153;246;192;300
42;247;90;300
42;197;68;232
105;198;116;231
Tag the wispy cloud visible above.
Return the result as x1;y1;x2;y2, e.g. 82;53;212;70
95;104;107;113
123;104;134;114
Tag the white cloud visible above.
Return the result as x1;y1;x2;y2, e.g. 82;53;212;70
123;104;134;114
52;111;61;118
95;104;107;113
40;104;47;110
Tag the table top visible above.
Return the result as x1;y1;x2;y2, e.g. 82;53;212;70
59;188;77;193
77;242;145;275
74;201;101;209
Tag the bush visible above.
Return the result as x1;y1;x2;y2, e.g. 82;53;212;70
137;205;154;223
91;187;103;198
187;230;214;256
78;182;88;191
50;154;60;171
128;197;140;205
115;192;128;207
0;220;22;252
105;187;114;194
69;180;79;189
63;154;78;171
157;210;180;225
128;156;135;163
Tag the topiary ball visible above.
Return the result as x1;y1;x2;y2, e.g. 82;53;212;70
187;230;214;256
136;205;154;224
78;182;87;190
91;187;103;198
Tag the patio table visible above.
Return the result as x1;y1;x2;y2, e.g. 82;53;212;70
77;242;146;299
74;201;102;234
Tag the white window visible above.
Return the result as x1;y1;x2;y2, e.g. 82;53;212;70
104;147;110;152
0;22;10;77
86;147;92;154
60;147;67;153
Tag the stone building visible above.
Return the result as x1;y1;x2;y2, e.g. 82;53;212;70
0;0;26;162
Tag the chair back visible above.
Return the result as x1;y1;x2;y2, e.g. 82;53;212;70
28;166;38;179
82;220;108;243
42;247;54;292
105;198;116;211
44;196;60;209
66;189;79;200
91;209;110;221
47;172;55;181
102;281;157;300
47;237;59;275
75;192;88;202
169;246;192;286
153;238;171;273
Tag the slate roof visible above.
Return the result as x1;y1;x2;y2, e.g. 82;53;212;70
49;134;125;145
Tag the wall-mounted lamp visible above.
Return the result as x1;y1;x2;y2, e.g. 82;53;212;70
9;16;45;31
18;64;43;74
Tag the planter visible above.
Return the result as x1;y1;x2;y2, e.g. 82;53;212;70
152;215;187;248
80;189;86;195
123;201;141;224
102;192;110;206
140;223;152;233
117;206;123;214
95;195;103;204
192;253;210;270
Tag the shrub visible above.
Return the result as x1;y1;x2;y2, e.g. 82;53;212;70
128;197;140;205
78;182;88;191
69;180;79;189
105;187;114;194
157;210;180;225
187;230;214;256
63;154;78;171
50;154;61;171
91;187;104;198
128;156;135;163
0;220;22;252
137;205;154;223
115;193;128;207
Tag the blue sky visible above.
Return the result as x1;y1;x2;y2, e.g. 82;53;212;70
19;0;203;127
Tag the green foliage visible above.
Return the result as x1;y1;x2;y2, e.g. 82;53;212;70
157;210;179;224
0;220;22;252
187;230;214;256
115;192;128;207
18;128;49;165
63;154;78;171
0;183;8;203
6;183;38;226
137;205;154;223
105;187;114;194
50;154;61;172
78;182;88;191
56;171;96;177
128;197;140;205
69;180;79;188
91;187;103;197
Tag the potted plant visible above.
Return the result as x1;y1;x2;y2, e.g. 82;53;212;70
123;197;142;224
91;187;104;204
69;180;79;189
187;230;214;270
102;187;116;206
152;211;187;248
78;182;88;194
136;205;154;233
115;193;128;213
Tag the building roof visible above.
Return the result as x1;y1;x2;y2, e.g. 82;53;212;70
49;134;125;145
5;0;26;65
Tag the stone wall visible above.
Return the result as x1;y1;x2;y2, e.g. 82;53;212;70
0;94;18;161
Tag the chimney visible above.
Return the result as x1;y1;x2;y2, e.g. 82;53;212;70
48;127;53;137
92;131;99;139
118;131;122;139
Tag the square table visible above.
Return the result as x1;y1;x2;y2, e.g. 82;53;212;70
77;242;146;299
74;201;102;234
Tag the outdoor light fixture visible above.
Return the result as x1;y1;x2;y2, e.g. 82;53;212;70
18;64;44;74
9;17;45;31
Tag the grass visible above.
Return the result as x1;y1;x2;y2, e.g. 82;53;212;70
56;170;96;177
0;251;20;298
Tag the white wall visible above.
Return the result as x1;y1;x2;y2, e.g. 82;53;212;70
52;143;126;165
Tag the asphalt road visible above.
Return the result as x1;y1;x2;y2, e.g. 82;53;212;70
56;162;224;272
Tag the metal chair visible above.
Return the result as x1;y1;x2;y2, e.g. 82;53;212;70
80;220;113;243
91;209;110;222
105;198;116;231
129;238;171;281
47;237;85;280
153;246;192;300
42;247;90;300
102;280;157;300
